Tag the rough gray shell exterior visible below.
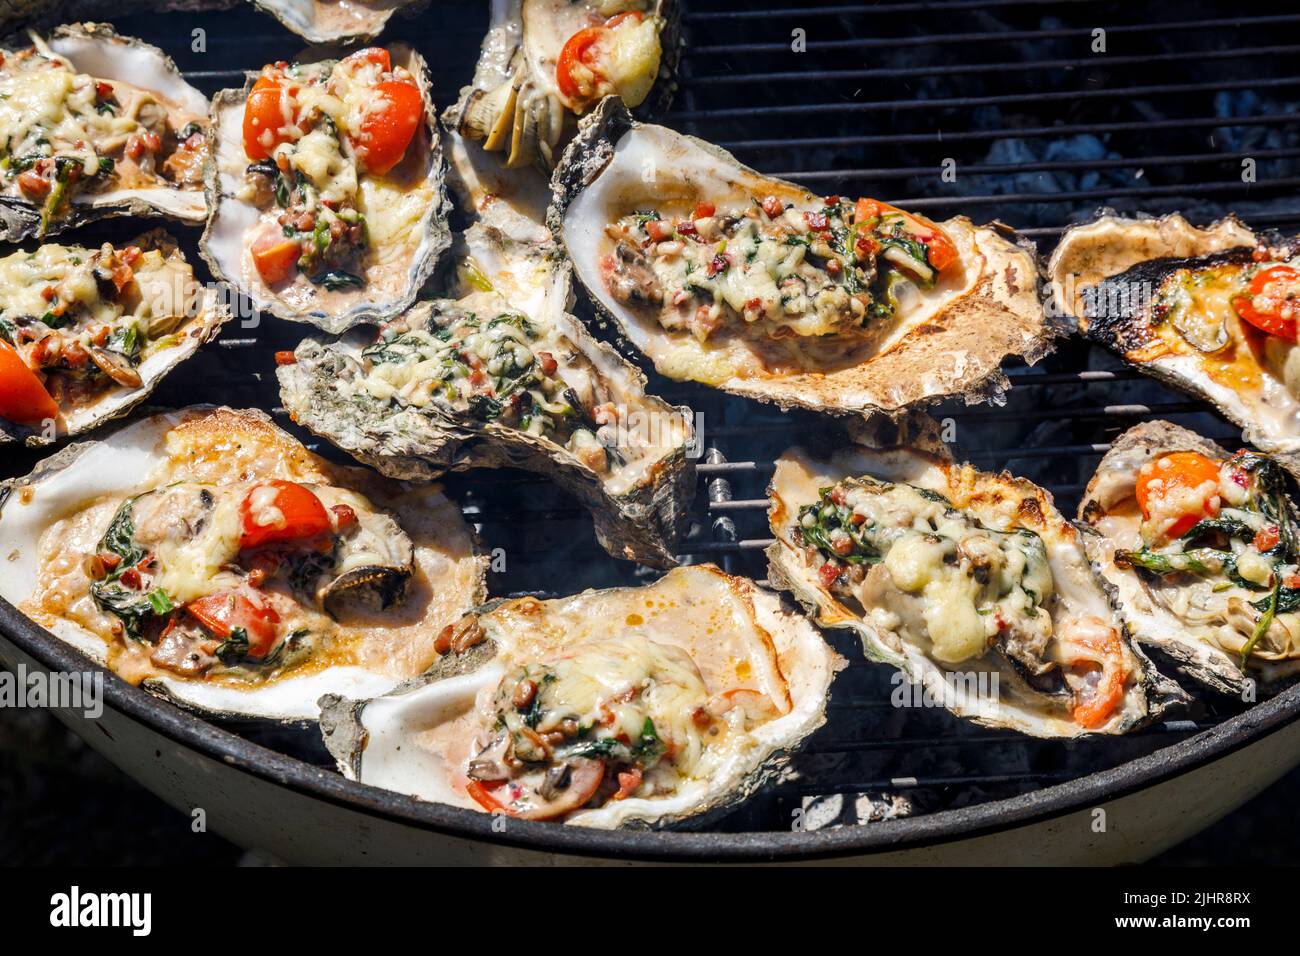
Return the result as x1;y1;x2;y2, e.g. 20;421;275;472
277;316;697;568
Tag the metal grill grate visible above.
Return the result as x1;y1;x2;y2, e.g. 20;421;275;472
4;0;1294;833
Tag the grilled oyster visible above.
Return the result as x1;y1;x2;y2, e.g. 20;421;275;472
0;23;210;241
0;230;228;447
446;0;679;171
0;407;487;721
248;1;429;44
1078;420;1300;695
551;99;1050;416
320;564;841;827
281;128;696;567
766;423;1185;736
201;45;451;333
1047;213;1300;477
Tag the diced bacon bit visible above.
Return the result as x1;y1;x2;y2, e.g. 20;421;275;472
121;566;143;590
761;195;784;218
1286;572;1300;589
645;218;673;242
692;200;716;220
671;289;691;307
125;132;162;161
850;512;866;526
247;566;268;588
615;768;643;800
817;561;840;588
537;350;558;376
63;342;88;368
831;533;854;556
41;286;57;302
122;246;143;268
742;297;764;322
95;80;114;101
675;220;701;241
804;211;830;232
331;503;358;531
707;252;731;277
826;258;843;276
855;234;881;259
828;487;847;506
17;170;49;198
1254;525;1281;552
99;551;122;572
274;350;297;366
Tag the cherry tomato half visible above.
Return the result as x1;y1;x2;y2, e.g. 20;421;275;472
0;341;58;425
1135;451;1222;540
239;480;331;550
1234;265;1300;342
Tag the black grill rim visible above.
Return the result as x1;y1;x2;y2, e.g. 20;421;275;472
4;594;1298;862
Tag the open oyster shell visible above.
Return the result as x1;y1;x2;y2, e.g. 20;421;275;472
550;98;1050;416
319;564;841;828
200;44;451;333
280;130;697;567
1047;212;1300;478
0;406;487;722
1077;419;1300;695
248;0;429;44
445;0;680;171
765;421;1185;736
0;229;230;447
0;23;210;241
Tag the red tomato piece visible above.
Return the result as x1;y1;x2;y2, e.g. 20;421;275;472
239;480;331;550
0;342;57;425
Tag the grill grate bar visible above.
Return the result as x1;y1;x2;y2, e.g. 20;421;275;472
685;0;1105;19
671;76;1300;122
891;176;1300;210
718;113;1300;152
774;146;1300;183
692;43;1300;87
686;13;1300;55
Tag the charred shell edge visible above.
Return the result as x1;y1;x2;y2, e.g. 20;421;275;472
199;50;453;332
764;438;1186;735
0;229;232;447
249;0;431;45
1078;418;1300;695
277;328;697;568
547;97;1056;418
0;22;211;242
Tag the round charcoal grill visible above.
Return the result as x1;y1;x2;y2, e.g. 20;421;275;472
3;0;1300;864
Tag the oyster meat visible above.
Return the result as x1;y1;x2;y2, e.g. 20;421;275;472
446;0;679;171
0;407;487;721
1048;213;1300;477
0;229;229;446
320;564;841;827
248;0;429;44
766;422;1185;736
201;45;451;332
1078;419;1300;695
551;100;1050;416
0;23;210;241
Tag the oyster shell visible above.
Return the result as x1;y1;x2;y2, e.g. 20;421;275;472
0;229;229;447
200;44;451;333
766;420;1185;736
248;0;429;44
319;564;841;827
550;99;1051;416
0;23;210;241
1047;212;1300;477
280;128;697;567
0;406;488;721
1077;420;1300;695
445;0;680;171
